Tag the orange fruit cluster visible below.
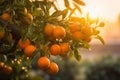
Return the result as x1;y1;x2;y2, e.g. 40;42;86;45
44;24;66;41
18;38;36;57
50;43;70;57
69;23;93;42
21;7;33;25
37;57;59;75
0;61;12;75
0;7;33;25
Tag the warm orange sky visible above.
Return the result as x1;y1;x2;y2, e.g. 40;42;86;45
57;0;120;21
83;0;120;21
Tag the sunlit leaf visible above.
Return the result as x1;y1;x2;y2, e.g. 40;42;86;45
92;28;100;35
62;9;69;19
64;0;70;9
73;0;86;6
73;3;82;14
68;8;76;17
95;35;105;45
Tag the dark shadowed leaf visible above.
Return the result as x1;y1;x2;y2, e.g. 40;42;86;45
74;49;81;61
73;0;86;6
69;50;74;58
51;10;63;17
26;25;34;37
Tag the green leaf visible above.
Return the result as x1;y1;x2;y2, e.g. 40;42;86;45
69;50;74;59
92;28;100;35
95;35;105;45
51;10;63;17
26;25;34;37
73;0;86;6
46;2;52;11
74;49;81;61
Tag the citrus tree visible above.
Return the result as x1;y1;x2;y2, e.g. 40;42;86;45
0;0;105;79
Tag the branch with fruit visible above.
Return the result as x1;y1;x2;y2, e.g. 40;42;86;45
0;0;105;79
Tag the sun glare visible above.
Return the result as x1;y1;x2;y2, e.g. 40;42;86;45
87;8;99;19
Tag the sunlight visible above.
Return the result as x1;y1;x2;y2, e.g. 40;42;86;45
87;8;99;20
83;0;120;21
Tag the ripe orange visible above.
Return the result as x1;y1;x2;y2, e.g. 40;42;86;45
84;36;92;43
0;31;5;39
1;13;10;21
44;24;54;36
72;31;83;40
0;62;5;69
53;26;66;39
47;62;59;75
99;22;105;27
18;38;30;49
70;23;80;33
27;13;33;21
37;57;50;69
50;44;61;56
24;7;27;14
60;43;69;57
2;66;12;75
81;24;92;36
24;45;36;57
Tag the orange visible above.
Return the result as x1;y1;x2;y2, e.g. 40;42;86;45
50;44;61;56
18;38;30;49
37;57;50;69
27;13;33;21
24;7;27;14
72;31;83;40
24;45;36;57
22;13;33;25
2;66;12;75
60;43;69;57
0;61;5;69
53;26;66;39
1;13;10;21
81;24;92;36
70;23;80;33
44;24;54;36
99;22;105;27
47;62;59;75
84;36;92;43
0;31;5;39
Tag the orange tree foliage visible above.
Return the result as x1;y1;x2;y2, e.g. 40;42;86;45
0;0;104;79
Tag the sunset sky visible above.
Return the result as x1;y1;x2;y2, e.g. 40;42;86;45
83;0;120;21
